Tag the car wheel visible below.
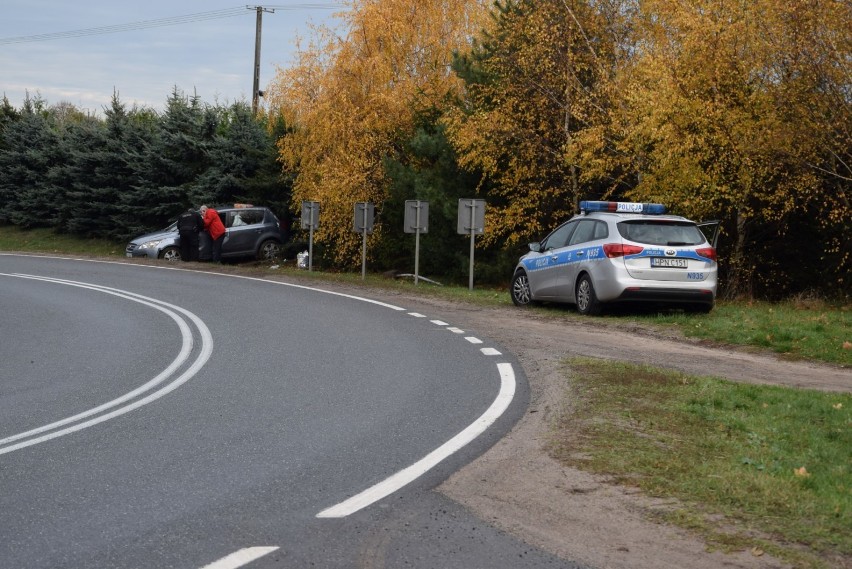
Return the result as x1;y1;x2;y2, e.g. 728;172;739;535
159;246;181;262
576;274;602;316
510;271;533;307
257;239;281;261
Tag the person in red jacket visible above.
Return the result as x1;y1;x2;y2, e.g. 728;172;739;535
199;205;226;262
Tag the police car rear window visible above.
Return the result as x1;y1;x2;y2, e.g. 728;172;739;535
618;220;705;246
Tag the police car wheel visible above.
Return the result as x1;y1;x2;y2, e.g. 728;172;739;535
159;246;181;262
576;274;602;316
511;271;533;307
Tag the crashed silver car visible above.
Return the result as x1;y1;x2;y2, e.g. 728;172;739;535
125;205;285;262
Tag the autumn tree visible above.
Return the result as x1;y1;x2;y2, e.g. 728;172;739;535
443;0;629;248
618;0;850;297
266;0;489;267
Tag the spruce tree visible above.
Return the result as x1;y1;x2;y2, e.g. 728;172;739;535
0;95;61;227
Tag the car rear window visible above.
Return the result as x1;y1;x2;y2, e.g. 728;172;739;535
617;220;705;246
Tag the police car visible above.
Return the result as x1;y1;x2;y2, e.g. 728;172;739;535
510;201;719;314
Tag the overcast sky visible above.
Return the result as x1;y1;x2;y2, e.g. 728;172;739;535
0;1;341;115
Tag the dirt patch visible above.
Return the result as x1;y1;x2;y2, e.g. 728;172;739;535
305;280;849;569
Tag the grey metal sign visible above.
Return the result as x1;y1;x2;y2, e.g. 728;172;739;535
457;199;485;235
457;199;486;290
301;201;320;230
354;202;374;280
300;201;320;271
353;202;375;234
405;200;429;286
404;200;429;234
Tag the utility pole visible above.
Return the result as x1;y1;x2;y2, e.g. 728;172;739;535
248;6;275;114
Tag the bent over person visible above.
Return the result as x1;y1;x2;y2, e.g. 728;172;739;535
199;205;226;262
177;208;204;261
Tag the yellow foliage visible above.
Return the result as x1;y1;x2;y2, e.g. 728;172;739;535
794;466;810;478
262;0;848;288
443;0;626;246
266;0;489;266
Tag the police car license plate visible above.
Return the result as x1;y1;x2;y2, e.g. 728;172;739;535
651;257;687;268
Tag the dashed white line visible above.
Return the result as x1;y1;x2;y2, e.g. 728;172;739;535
447;327;465;334
481;348;502;356
465;336;483;344
200;547;279;569
430;319;448;326
408;312;427;318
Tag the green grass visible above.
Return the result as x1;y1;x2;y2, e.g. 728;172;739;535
0;225;124;257
629;301;851;366
550;358;852;568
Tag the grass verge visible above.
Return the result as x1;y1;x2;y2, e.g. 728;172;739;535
549;358;852;568
629;301;851;366
0;225;123;257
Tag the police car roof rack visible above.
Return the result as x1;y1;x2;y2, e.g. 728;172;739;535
579;201;666;215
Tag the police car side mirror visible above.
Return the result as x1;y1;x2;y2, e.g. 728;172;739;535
529;242;542;253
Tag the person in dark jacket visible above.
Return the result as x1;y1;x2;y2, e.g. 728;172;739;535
177;208;204;261
200;205;226;262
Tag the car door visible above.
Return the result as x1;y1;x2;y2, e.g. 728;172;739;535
526;220;578;300
559;219;608;302
697;220;722;248
222;209;265;257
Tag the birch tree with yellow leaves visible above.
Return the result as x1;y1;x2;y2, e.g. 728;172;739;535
443;0;631;247
618;0;850;297
266;0;489;267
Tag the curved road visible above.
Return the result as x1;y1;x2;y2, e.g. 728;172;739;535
0;255;577;569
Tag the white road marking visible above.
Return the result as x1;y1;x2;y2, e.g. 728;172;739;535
430;320;448;326
0;253;409;311
465;336;483;344
0;274;212;456
481;348;502;356
316;362;517;518
407;312;426;318
2;256;519;521
200;547;279;569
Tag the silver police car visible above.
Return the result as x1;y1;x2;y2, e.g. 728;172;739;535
510;201;719;314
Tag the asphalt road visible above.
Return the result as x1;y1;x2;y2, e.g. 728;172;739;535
0;254;581;569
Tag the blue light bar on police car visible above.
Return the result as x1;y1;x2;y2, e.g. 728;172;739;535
579;201;666;214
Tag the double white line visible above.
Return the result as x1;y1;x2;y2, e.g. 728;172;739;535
0;274;212;456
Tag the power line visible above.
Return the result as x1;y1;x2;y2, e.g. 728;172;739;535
0;4;338;46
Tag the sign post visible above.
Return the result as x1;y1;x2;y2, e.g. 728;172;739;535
300;201;319;271
353;202;374;280
404;200;429;285
457;199;486;291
